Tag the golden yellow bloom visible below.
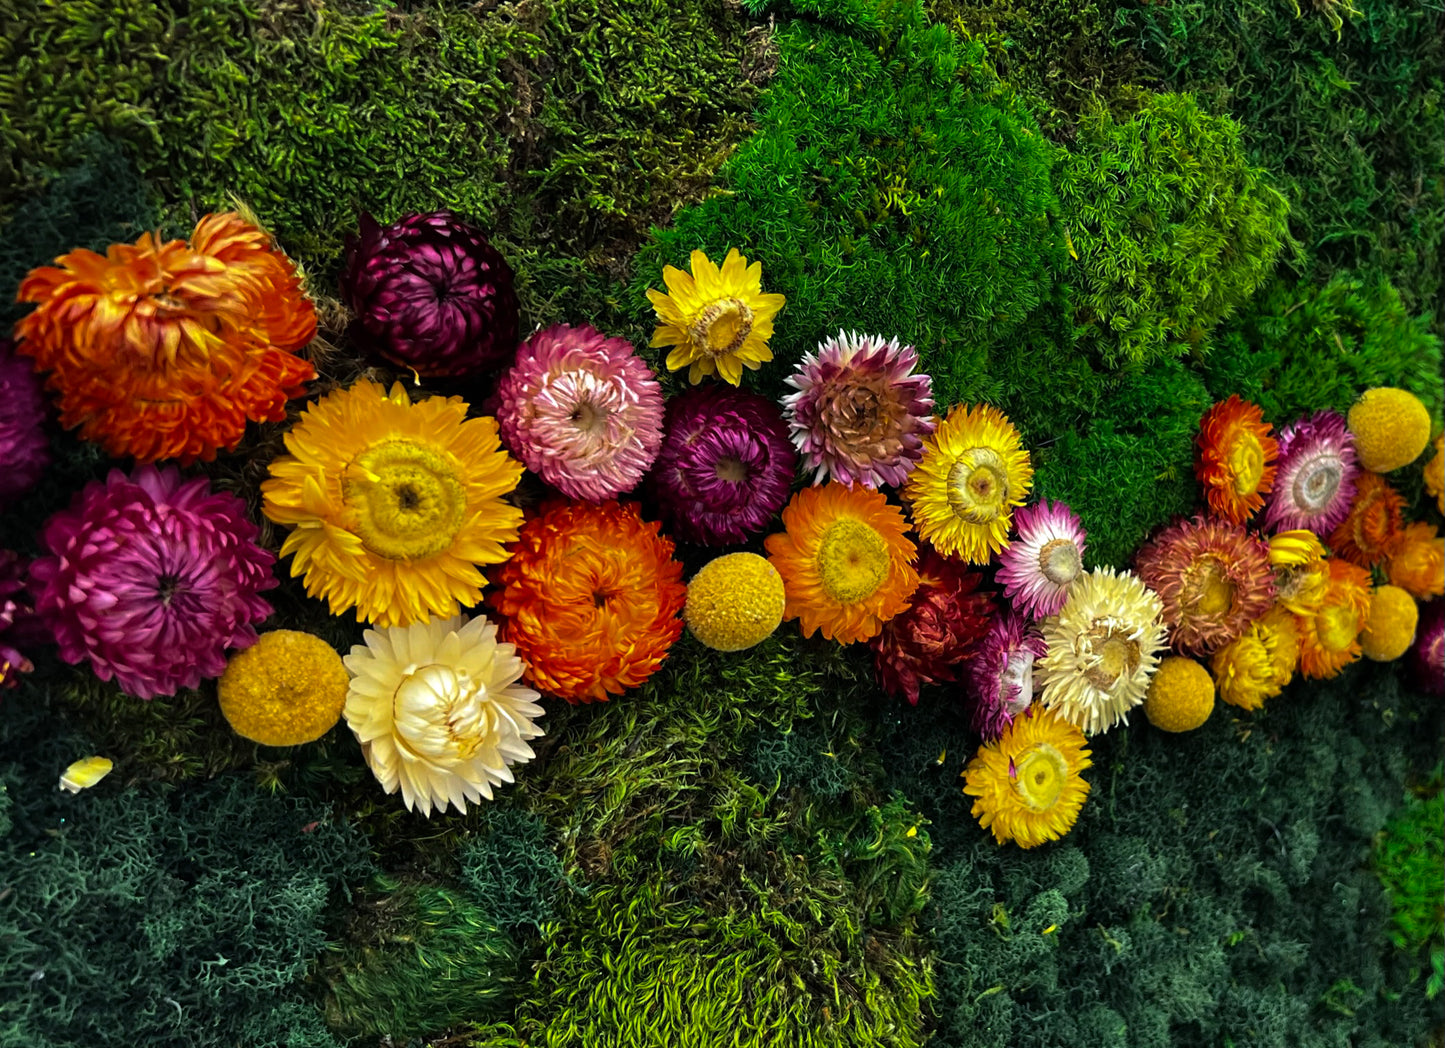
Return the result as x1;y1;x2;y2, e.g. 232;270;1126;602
647;248;785;385
684;553;787;652
1143;656;1215;732
59;756;114;793
262;380;524;627
962;706;1092;849
1347;387;1431;473
218;631;349;746
1037;567;1166;734
1424;435;1444;515
1386;522;1445;600
1210;606;1299;711
904;404;1033;564
1360;585;1418;662
1268;529;1328;617
1298;558;1372;679
764;483;919;644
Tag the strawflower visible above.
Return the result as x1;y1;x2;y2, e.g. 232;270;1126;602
494;323;664;501
781;330;935;489
1268;530;1329;617
15;212;316;463
29;466;275;699
1210;606;1300;712
0;339;49;501
1297;557;1372;679
647;248;785;385
1195;395;1278;525
1;550;45;690
1264;411;1358;534
996;500;1086;618
962;705;1092;849
1425;435;1444;515
1408;600;1444;695
1386;522;1445;600
1328;472;1405;568
262;379;523;628
490;500;685;702
966;610;1048;741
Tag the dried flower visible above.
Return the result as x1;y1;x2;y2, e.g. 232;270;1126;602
1194;395;1278;525
647;248;785;385
1210;607;1300;711
1;550;45;690
1264;411;1358;534
0;339;49;502
218;631;349;746
962;705;1092;849
1297;557;1372;679
1408;600;1444;695
1386;522;1444;600
966;610;1048;741
1328;472;1405;568
997;500;1087;619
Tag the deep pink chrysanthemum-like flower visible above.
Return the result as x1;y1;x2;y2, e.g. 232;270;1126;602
341;211;520;378
966;610;1047;741
647;385;798;546
997;500;1087;618
781;330;935;489
1264;411;1359;534
0;338;50;502
1;550;46;690
1135;516;1275;657
870;548;995;705
1409;600;1443;696
495;323;664;501
29;466;276;699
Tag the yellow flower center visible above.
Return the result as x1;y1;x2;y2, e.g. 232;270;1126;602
1038;538;1082;587
1012;743;1069;812
946;447;1009;524
1187;555;1236;617
343;440;467;561
1228;431;1266;495
1316;604;1359;652
714;456;749;483
1083;627;1141;691
816;517;890;604
690;298;754;358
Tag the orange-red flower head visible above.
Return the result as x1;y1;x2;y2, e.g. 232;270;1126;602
1328;472;1405;568
1387;522;1445;600
14;212;316;464
489;500;686;703
1195;396;1278;525
1297;558;1373;680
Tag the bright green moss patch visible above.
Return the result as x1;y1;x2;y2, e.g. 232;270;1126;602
1372;774;1445;999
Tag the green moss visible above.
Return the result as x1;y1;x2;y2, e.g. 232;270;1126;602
1371;772;1445;999
457;808;568;932
1055;92;1292;368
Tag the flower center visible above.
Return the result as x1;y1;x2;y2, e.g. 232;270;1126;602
392;662;489;764
155;573;182;607
714;456;749;483
344;439;468;561
1000;649;1036;713
1082;627;1141;691
945;447;1009;524
1228;432;1266;496
1012;743;1069;812
1187;555;1236;617
1293;455;1342;514
690;298;754;358
1038;538;1081;587
1316;604;1359;652
570;400;609;436
816;517;891;605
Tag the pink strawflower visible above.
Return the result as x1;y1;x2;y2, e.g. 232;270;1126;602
495;323;664;501
0;338;50;502
647;385;798;546
29;466;276;699
1;550;46;690
1410;600;1443;696
997;500;1087;618
1264;411;1359;534
781;330;935;489
966;610;1047;741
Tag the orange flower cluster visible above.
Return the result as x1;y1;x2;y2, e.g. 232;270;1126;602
1328;472;1405;568
15;213;316;463
489;500;686;703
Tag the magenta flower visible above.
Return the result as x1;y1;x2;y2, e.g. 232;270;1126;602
1410;600;1443;696
966;610;1047;741
341;211;520;378
0;338;50;502
997;500;1087;618
1;550;46;690
1264;411;1359;534
781;330;935;489
647;385;797;546
29;466;276;699
494;323;664;501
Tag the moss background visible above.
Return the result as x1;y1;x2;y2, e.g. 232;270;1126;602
1;0;1442;1045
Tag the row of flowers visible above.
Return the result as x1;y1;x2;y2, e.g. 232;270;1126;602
2;211;1442;849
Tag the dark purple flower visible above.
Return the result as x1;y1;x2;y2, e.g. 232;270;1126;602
647;385;797;546
341;211;520;378
0;338;50;502
1409;599;1443;696
29;466;276;699
966;610;1048;741
1;550;46;690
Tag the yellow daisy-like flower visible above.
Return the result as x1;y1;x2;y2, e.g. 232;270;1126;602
262;379;524;628
764;482;920;644
904;404;1033;564
962;705;1092;849
1210;606;1300;711
646;248;786;385
1298;557;1372;679
1037;567;1166;734
1268;529;1328;617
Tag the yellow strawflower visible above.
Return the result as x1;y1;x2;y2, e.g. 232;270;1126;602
962;706;1092;849
647;248;785;385
1210;607;1299;711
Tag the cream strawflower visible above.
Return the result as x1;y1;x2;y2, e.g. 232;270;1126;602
343;614;545;817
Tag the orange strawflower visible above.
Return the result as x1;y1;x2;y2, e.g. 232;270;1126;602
765;482;919;644
14;212;316;463
1297;558;1372;679
489;500;685;703
1386;522;1444;600
1328;472;1405;567
1195;396;1279;525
